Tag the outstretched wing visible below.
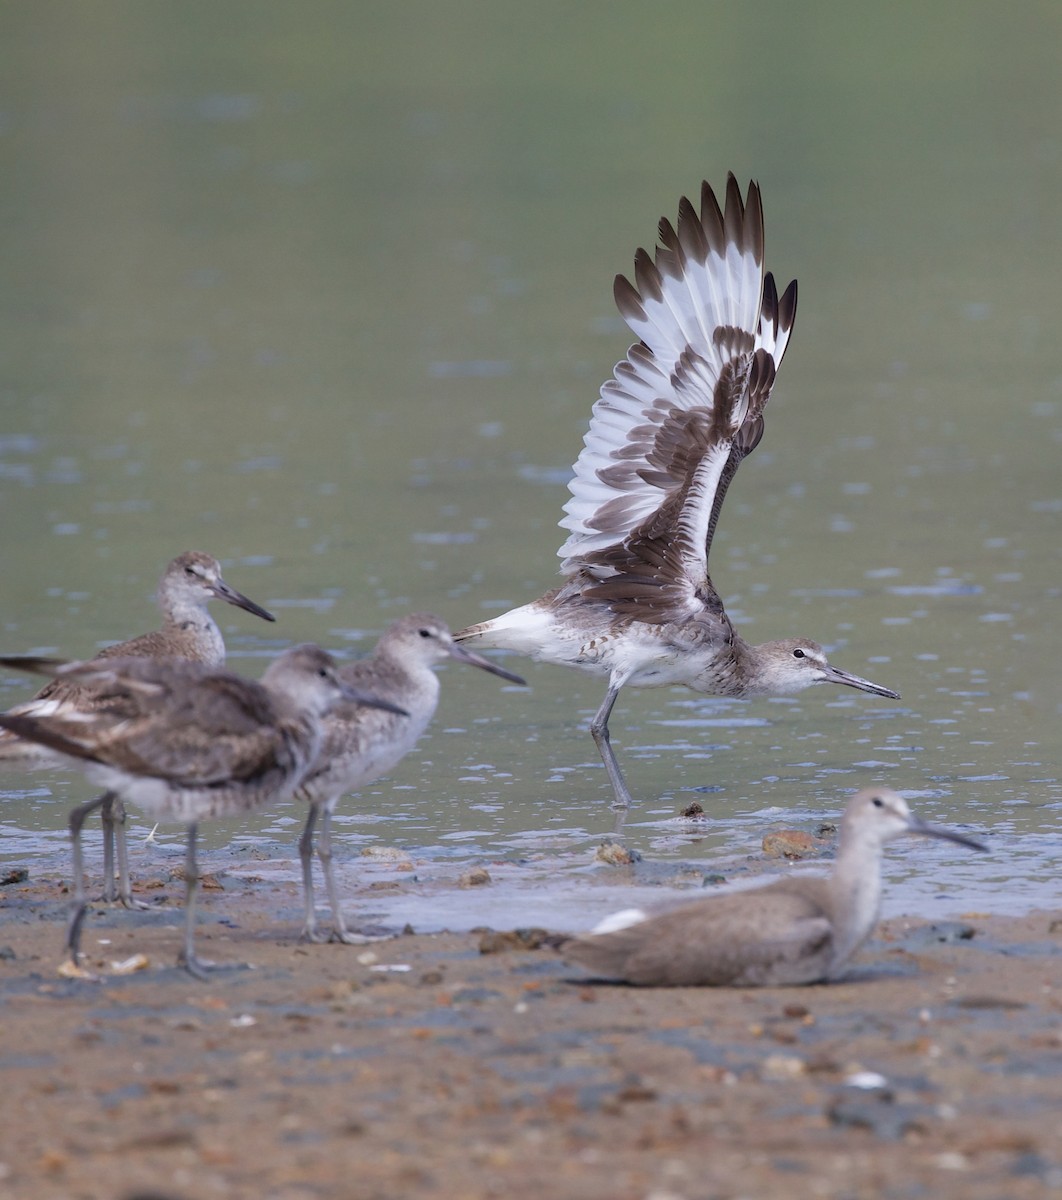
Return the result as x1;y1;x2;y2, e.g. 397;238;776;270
558;175;797;624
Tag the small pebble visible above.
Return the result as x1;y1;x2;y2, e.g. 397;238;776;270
478;929;550;954
56;960;99;981
458;867;492;888
845;1070;889;1090
109;953;149;975
761;1054;806;1080
762;830;823;859
595;840;641;866
361;846;414;867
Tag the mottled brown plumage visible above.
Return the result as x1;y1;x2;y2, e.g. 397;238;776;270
294;614;524;944
0;645;404;977
0;551;275;923
0;552;275;746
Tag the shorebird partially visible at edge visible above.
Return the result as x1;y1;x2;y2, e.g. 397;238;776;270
0;645;406;977
560;788;987;987
457;176;899;807
295;613;525;945
0;552;276;924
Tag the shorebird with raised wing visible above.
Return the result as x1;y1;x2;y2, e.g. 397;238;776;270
295;613;525;944
0;645;405;977
457;176;898;806
560;788;987;986
0;551;276;918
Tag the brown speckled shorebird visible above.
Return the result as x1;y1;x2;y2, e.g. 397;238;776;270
295;613;524;944
561;788;987;986
0;645;405;978
457;177;898;807
0;551;275;923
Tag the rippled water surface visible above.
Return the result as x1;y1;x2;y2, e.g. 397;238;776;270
1;2;1059;924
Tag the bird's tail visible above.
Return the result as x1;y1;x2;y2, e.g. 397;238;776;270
453;620;492;645
0;726;56;766
454;601;555;657
0;713;101;767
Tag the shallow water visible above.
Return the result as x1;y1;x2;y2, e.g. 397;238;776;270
1;2;1060;924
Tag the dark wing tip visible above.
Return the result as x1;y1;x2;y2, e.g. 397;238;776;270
722;174;746;248
0;655;69;677
0;711;101;764
761;273;798;339
779;277;798;332
632;246;663;304
683;203;710;267
696;175;763;261
699;179;726;254
613;272;647;323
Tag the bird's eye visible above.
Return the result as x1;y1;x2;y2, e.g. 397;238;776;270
871;795;884;808
418;629;432;639
185;567;197;577
792;648;806;659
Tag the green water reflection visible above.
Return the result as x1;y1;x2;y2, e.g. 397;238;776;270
1;2;1059;913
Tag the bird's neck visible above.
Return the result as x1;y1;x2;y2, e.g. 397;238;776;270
825;837;883;970
167;603;225;665
274;707;327;778
699;634;766;698
380;653;441;704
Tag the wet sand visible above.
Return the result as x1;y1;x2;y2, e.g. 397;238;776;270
1;860;1061;1200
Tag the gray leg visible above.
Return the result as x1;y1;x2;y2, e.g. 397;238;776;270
100;793;117;903
64;793;107;965
318;808;379;945
177;824;212;980
107;794;151;910
298;806;326;943
176;825;246;978
590;681;634;808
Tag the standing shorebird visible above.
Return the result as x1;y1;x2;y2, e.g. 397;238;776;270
457;176;898;806
0;552;276;921
0;645;406;977
295;613;525;944
560;788;987;986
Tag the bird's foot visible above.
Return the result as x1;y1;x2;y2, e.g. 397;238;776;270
177;951;249;980
64;900;91;965
330;927;394;946
95;886;154;911
57;957;102;981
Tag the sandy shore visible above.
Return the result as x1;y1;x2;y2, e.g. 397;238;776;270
1;860;1061;1200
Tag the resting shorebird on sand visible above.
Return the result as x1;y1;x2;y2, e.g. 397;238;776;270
295;613;525;945
457;176;898;807
560;788;987;987
0;645;405;978
0;551;275;914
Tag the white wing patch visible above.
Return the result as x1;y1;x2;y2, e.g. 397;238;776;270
621;243;761;363
590;907;649;935
558;177;795;575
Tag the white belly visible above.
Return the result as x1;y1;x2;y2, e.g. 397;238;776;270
469;602;708;688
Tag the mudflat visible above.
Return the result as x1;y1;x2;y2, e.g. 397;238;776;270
1;863;1060;1200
